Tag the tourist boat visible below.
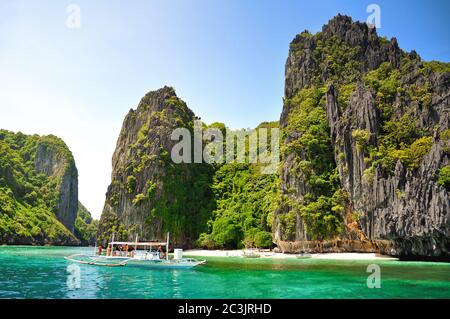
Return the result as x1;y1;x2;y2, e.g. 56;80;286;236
65;233;206;269
242;250;261;258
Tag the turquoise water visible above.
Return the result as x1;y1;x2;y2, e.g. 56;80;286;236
0;246;449;299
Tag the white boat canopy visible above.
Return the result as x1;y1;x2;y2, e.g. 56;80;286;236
109;241;167;246
108;232;170;261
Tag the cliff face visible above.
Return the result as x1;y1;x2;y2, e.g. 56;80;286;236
98;86;214;247
326;72;449;257
0;131;84;245
276;15;449;258
35;139;78;232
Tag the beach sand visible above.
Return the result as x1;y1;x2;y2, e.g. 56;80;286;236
183;249;398;261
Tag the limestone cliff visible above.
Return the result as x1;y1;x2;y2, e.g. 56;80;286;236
98;87;214;247
275;15;449;259
0;130;86;245
34;137;78;232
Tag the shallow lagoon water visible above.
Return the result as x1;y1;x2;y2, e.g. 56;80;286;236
0;246;449;299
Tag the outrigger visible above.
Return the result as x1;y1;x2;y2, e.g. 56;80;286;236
65;233;205;269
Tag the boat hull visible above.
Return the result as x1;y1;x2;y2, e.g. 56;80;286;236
64;254;205;269
126;259;205;269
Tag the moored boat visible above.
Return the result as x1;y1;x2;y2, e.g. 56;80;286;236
242;250;261;258
65;233;205;269
296;252;313;259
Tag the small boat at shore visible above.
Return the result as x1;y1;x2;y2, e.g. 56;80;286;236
296;252;313;259
242;250;261;258
65;233;205;269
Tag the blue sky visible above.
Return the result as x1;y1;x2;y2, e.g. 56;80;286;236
0;0;448;218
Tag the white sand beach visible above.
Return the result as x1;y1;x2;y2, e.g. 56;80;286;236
183;249;398;261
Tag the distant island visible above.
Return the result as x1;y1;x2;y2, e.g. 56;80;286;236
1;15;449;261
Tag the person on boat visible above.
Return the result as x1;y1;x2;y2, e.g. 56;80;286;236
157;245;165;259
124;244;129;256
106;245;111;256
97;245;103;255
128;246;135;257
116;245;122;256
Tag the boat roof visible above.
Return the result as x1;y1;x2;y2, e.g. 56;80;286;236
109;241;167;246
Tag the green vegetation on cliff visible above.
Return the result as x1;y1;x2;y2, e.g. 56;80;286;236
438;166;450;191
363;59;436;173
198;162;277;249
280;87;344;240
150;158;215;243
197;121;279;249
74;202;98;245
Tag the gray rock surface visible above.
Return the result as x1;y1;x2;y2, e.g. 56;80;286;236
277;14;449;258
326;78;449;258
35;140;78;233
99;86;212;246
